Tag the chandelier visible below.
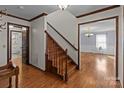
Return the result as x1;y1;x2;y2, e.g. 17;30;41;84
84;27;94;37
0;8;7;32
58;5;69;10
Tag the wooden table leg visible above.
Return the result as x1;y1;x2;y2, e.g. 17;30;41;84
8;77;12;88
15;75;18;88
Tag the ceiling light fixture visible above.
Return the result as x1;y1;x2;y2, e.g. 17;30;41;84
58;5;69;10
84;26;94;37
84;33;94;37
18;6;24;9
0;8;7;32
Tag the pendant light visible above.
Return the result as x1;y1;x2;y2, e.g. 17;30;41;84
84;26;94;37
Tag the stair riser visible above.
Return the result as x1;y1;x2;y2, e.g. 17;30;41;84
46;34;77;81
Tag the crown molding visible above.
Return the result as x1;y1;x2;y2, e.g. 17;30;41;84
0;11;29;21
29;13;47;22
0;5;120;22
76;5;120;18
0;11;47;22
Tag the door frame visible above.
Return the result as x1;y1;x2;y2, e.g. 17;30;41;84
7;22;30;64
78;16;119;80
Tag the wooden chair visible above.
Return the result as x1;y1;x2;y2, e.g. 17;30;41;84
0;61;19;88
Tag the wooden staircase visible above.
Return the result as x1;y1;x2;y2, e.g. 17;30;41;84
45;31;77;81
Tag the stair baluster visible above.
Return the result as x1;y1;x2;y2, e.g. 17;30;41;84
45;31;77;81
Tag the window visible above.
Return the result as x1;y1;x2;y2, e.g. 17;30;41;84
96;34;106;50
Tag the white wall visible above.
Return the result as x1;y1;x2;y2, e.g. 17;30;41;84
78;6;123;87
46;10;78;64
30;16;46;70
0;16;30;66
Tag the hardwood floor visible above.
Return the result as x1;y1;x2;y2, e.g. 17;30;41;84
80;52;119;88
0;53;121;88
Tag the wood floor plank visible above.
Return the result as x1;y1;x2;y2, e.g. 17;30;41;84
0;53;121;88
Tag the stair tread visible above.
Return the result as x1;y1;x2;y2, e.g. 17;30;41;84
47;35;78;81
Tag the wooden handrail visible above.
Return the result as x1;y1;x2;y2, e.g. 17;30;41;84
47;22;78;51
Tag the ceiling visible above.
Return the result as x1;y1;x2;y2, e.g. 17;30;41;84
0;5;110;20
80;18;116;33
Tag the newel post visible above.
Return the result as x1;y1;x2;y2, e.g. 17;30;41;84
65;49;68;81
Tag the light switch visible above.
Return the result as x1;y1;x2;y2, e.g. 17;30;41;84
2;45;6;48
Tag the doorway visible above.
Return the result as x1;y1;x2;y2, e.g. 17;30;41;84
7;22;29;65
11;31;22;61
78;16;119;86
